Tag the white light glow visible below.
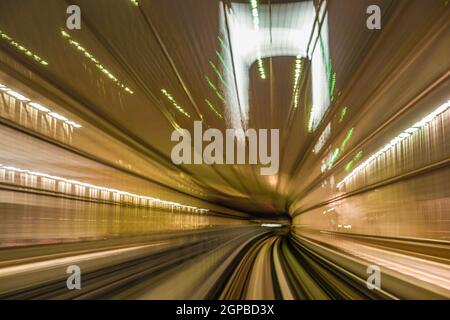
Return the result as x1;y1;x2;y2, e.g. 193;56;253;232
261;223;283;228
337;100;450;189
48;112;68;121
0;83;82;129
313;122;331;154
65;121;82;128
0;164;209;213
221;1;330;132
5;90;30;102
310;13;331;132
29;102;50;113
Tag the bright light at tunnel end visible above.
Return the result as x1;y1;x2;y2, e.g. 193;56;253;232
261;223;283;228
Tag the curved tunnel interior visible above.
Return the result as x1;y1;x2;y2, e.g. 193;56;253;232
0;0;449;300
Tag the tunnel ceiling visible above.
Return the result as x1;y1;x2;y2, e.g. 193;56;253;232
0;0;419;217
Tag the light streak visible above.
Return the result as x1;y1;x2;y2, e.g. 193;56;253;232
0;83;82;128
250;0;266;80
61;30;134;95
161;89;191;119
293;56;303;109
0;29;49;66
308;105;315;132
313;122;331;154
205;99;223;119
209;61;228;88
205;76;226;103
344;150;363;172
261;223;283;228
337;100;450;189
0;164;209;213
338;107;348;123
340;128;354;151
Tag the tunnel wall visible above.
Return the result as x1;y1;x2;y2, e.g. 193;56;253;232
292;98;450;242
292;167;450;241
0;189;250;247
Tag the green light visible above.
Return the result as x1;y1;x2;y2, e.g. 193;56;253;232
128;0;139;6
340;128;354;151
205;99;223;119
345;160;354;172
209;61;228;88
206;76;225;103
328;148;340;169
319;31;337;102
215;50;232;76
326;129;354;170
338;107;348;123
330;72;336;99
344;151;363;172
218;36;226;49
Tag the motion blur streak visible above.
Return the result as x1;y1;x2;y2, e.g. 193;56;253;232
0;0;449;300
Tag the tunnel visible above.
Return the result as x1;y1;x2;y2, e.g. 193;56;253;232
0;0;449;302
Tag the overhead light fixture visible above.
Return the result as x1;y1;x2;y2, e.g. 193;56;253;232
0;82;82;129
48;112;68;121
29;102;50;113
205;76;225;103
4;90;30;102
65;121;82;129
